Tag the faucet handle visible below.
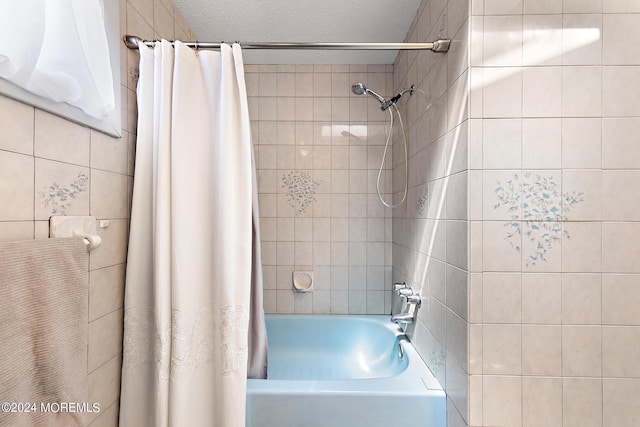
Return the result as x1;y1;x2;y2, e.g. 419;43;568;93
404;293;422;306
393;282;407;292
396;287;413;297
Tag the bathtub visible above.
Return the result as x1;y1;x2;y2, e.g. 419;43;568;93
246;315;446;427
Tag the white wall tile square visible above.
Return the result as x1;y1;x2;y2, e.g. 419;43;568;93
603;66;640;116
563;66;602;117
522;67;562;117
563;14;603;66
482;67;523;118
0;96;34;155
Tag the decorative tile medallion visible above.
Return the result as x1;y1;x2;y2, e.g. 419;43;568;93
40;172;89;215
428;349;446;376
494;172;584;266
417;186;429;217
281;171;321;215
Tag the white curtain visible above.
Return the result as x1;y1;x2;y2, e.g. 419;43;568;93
120;40;266;427
0;0;114;118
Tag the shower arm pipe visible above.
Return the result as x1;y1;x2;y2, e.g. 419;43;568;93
123;35;451;53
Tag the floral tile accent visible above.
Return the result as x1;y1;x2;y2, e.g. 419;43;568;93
494;172;584;266
40;172;89;215
428;349;446;376
281;171;321;215
417;186;429;217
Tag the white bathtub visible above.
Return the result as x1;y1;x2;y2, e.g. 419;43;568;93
246;315;446;427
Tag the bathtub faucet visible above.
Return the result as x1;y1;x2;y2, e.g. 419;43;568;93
391;283;421;325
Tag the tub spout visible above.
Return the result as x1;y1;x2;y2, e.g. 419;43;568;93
391;313;414;325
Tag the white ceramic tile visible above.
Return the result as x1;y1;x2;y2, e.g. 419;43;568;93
88;400;119;427
88;356;121;424
258;98;276;121
522;325;562;376
563;66;602;117
484;0;522;14
562;273;602;324
563;14;603;65
522;273;562;324
482;170;522;220
312;290;330;313
523;377;562;427
483;119;522;169
603;378;640;427
259;73;276;96
91;170;129;219
88;309;123;372
35;158;89;220
483;273;522;323
603;171;640;221
482;68;523;118
276;121;296;145
483;324;522;375
602;274;640;326
483;376;522;427
524;0;562;13
523;15;563;66
483;16;523;66
563;378;603;427
34;110;90;166
562;170;601;220
562;118;602;169
604;0;640;12
276;98;296;121
294;292;313;314
276;290;294;313
0;151;34;221
603;14;640;65
295;98;314;121
563;0;603;13
603;118;640;169
483;221;522;271
562;222;602;273
0;221;33;242
295;73;313;97
313;98;331;121
603;66;640;117
602;222;640;273
89;264;125;322
0;96;34;155
562;325;602;376
277;73;295;97
523;67;562;117
153;0;174;40
90;220;128;270
602;326;640;377
522;118;561;169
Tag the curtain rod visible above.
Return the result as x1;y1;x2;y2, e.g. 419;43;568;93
123;35;451;53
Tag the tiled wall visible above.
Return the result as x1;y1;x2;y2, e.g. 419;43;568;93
0;0;194;425
247;64;396;314
468;0;640;426
391;0;470;426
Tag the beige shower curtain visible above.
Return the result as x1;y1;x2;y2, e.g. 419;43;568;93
120;40;267;427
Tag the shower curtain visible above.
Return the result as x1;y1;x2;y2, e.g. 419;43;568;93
120;40;267;427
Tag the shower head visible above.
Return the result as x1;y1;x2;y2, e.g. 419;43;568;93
351;83;367;95
351;83;385;103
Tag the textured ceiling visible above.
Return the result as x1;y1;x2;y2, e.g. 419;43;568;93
172;0;423;64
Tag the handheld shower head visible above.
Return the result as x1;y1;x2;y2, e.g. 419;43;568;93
351;82;385;103
351;83;367;95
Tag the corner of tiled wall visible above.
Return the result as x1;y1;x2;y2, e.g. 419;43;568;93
0;0;195;425
392;0;471;426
